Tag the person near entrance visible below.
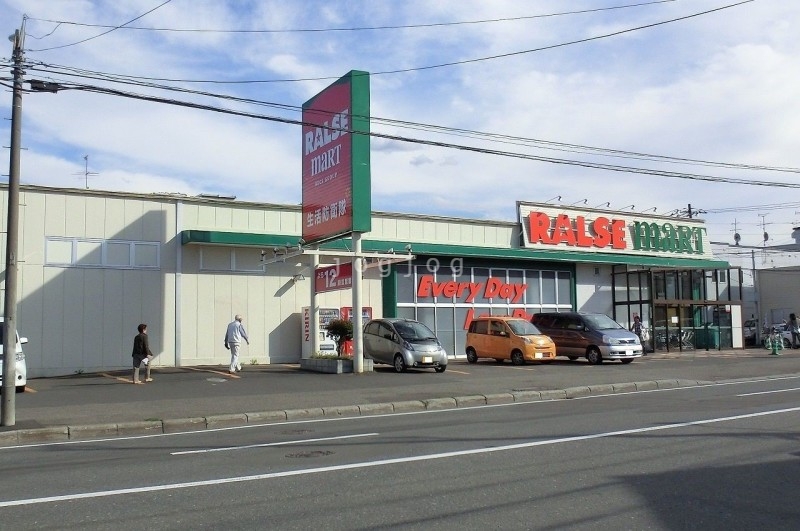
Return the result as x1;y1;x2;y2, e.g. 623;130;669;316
224;314;250;373
790;313;800;349
630;314;645;351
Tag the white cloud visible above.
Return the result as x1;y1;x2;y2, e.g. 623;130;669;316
2;0;799;248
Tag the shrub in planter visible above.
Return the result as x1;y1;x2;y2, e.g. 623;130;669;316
325;319;353;356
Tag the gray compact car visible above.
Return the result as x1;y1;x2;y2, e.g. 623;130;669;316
531;311;643;364
363;318;448;373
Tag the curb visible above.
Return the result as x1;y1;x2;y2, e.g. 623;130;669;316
0;378;711;447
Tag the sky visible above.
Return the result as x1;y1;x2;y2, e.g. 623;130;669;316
1;0;799;257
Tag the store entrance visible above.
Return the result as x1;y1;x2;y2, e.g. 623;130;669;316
613;266;742;353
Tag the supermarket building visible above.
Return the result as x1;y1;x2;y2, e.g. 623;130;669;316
1;185;743;378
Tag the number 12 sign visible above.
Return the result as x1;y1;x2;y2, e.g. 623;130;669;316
315;262;354;293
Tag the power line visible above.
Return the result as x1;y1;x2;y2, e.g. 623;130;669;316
26;1;676;36
29;0;173;52
25;1;753;82
33;78;800;190
25;58;800;177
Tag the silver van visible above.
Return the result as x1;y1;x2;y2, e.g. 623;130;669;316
363;318;448;373
531;312;642;364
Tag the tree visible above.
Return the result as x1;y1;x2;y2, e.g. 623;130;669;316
325;319;353;356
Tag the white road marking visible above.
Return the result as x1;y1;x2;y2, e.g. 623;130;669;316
170;432;378;455
4;374;800;450
737;387;800;397
1;406;799;508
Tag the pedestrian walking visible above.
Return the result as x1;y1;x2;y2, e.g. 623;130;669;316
224;314;250;373
630;314;643;342
790;313;800;349
131;323;154;384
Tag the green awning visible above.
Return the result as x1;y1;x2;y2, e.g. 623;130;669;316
180;230;730;269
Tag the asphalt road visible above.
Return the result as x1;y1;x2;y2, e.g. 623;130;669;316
4;349;799;429
0;372;798;529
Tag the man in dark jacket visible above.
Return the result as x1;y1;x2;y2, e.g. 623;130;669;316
132;323;154;384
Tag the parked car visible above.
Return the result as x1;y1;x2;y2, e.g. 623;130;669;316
743;319;758;346
465;316;556;365
531;312;642;364
363;318;448;373
0;318;28;392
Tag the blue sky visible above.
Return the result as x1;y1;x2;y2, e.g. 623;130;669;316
2;0;799;248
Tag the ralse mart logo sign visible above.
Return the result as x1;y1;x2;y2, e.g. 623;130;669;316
527;212;707;255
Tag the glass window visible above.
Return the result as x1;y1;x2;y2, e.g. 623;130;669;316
678;271;692;300
106;242;131;267
471;268;490;304
541;271;556;304
705;271;718;301
417;306;435;333
46;239;73;265
557;271;571;305
436;306;455;356
653;271;666;300
639;271;651;301
395;265;415;304
615;276;628;303
729;268;741;301
76;240;102;265
200;247;231;271
525;270;541;305
628;272;641;302
508;269;524;303
665;271;677;299
396;306;416;320
134;243;160;268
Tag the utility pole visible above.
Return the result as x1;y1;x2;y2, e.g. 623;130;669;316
2;22;25;426
687;203;693;219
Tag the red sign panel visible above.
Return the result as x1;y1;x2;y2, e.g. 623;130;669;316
315;262;353;293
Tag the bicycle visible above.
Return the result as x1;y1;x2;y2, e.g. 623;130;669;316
763;326;785;352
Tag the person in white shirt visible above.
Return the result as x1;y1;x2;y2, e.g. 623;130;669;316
224;314;250;373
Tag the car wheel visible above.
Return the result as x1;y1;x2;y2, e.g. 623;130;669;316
393;354;407;373
783;338;792;348
466;348;478;363
586;347;602;365
510;350;525;365
15;385;24;393
620;358;634;364
435;365;446;373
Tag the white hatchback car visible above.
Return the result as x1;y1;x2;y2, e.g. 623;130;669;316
0;318;28;393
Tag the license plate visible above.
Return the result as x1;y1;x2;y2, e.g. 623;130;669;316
534;352;543;359
422;356;433;364
625;351;632;356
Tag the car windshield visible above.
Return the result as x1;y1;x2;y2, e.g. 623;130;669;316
507;320;542;336
582;314;623;330
393;320;437;341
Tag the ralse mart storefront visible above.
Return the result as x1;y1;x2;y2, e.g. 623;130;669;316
385;201;742;358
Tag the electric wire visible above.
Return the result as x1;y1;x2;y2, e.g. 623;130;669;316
24;1;753;82
23;58;800;177
35;79;800;191
25;1;676;35
29;0;173;52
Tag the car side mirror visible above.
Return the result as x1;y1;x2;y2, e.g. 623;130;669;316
383;333;393;340
19;337;28;344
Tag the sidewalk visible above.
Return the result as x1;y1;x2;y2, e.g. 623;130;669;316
1;348;798;446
